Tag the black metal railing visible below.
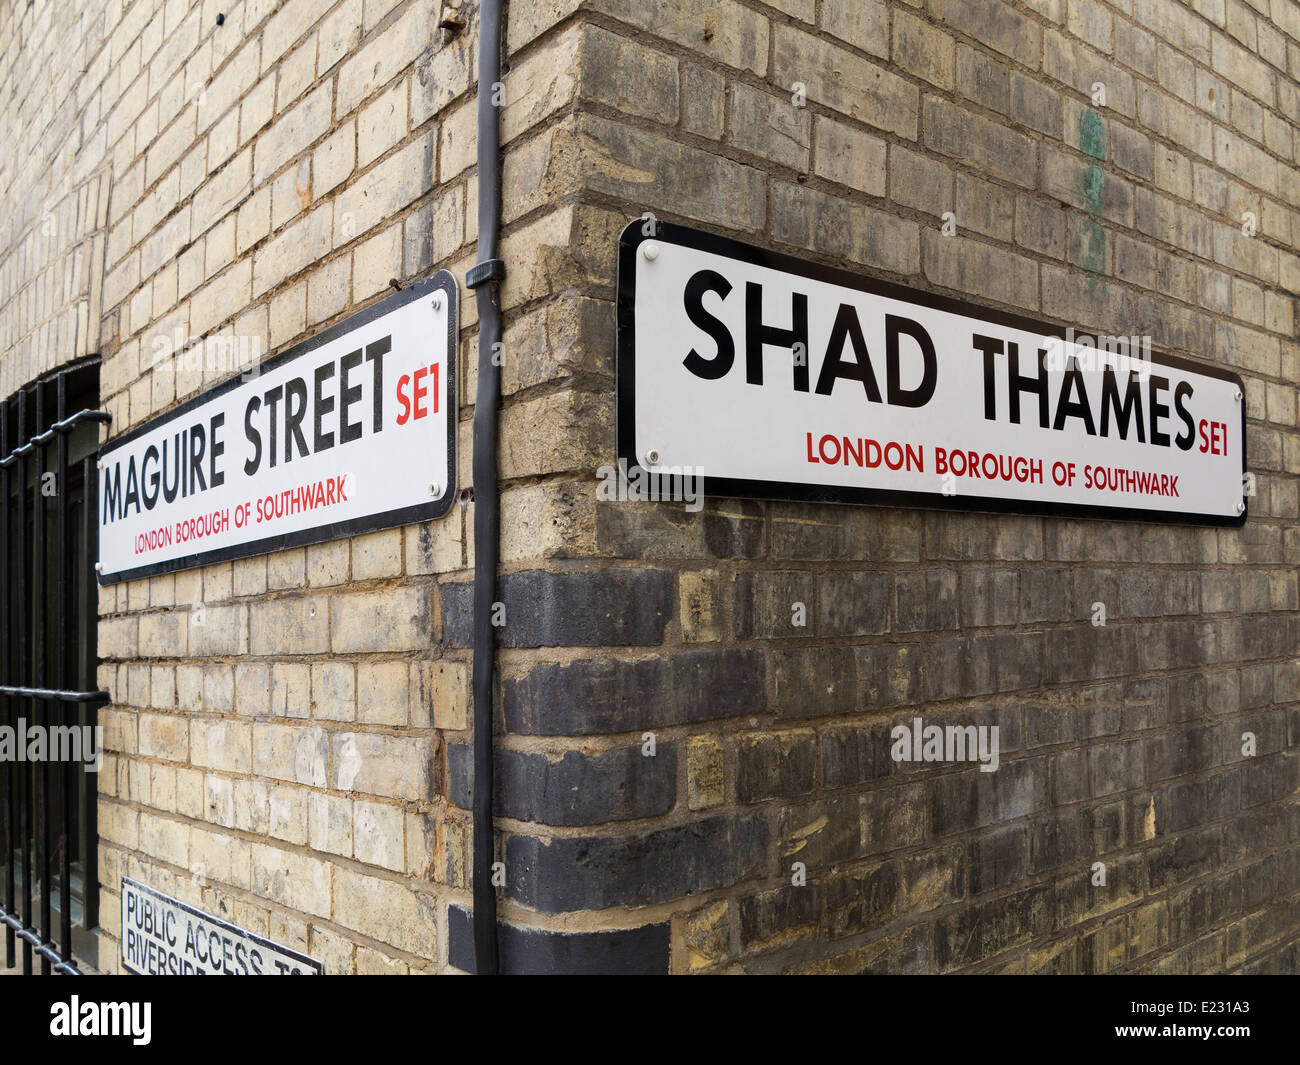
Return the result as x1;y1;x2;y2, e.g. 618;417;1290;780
0;367;109;975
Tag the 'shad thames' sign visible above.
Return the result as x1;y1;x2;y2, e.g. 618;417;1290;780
617;223;1247;526
98;274;457;582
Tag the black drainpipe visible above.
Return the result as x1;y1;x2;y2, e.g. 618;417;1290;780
463;0;506;975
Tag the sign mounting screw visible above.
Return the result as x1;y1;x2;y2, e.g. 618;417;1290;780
643;243;660;262
430;483;441;497
432;292;444;311
1234;390;1242;402
1236;501;1245;513
645;448;660;465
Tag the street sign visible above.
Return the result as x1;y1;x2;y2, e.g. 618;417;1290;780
121;878;322;975
616;221;1247;526
98;273;458;582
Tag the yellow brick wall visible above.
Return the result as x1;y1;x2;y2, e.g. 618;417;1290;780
0;0;597;974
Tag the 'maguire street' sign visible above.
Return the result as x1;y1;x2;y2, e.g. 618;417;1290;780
97;274;458;582
617;222;1247;526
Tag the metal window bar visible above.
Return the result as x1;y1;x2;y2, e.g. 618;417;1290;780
0;375;109;976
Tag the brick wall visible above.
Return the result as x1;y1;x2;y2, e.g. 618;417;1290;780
0;0;502;974
0;0;111;398
455;0;1300;974
0;0;1296;974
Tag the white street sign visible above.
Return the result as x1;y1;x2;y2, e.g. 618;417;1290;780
98;274;458;582
617;223;1246;526
121;878;322;975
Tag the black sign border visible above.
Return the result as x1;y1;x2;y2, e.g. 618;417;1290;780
120;876;323;974
98;272;459;583
616;220;1249;528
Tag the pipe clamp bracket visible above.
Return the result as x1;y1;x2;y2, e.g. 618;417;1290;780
466;258;506;289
